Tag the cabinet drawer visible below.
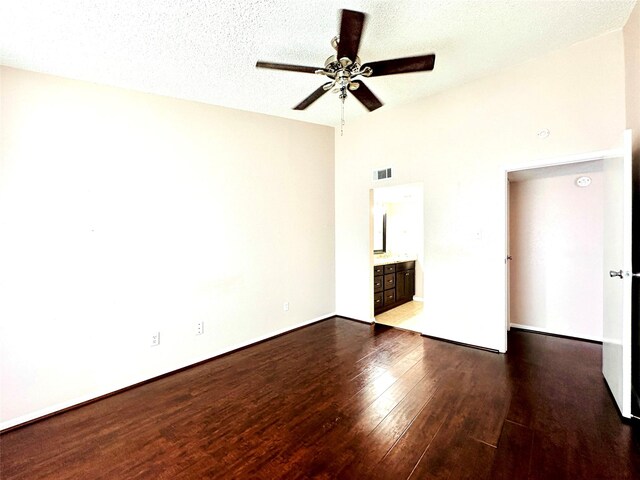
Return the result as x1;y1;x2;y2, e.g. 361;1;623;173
374;292;383;308
384;264;396;274
396;261;416;272
384;274;396;289
374;275;383;293
374;265;384;276
384;290;396;305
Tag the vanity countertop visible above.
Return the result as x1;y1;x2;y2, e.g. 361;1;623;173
374;255;417;266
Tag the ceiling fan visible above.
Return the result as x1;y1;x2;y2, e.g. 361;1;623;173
256;9;436;122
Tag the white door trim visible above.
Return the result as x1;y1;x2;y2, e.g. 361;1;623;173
501;146;624;352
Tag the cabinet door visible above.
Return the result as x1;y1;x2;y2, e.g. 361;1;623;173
396;272;407;300
406;269;415;297
397;270;415;301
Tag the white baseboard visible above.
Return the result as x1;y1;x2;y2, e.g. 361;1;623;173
509;323;602;343
0;312;335;432
412;296;424;302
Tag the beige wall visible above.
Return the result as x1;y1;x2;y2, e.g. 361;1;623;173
624;2;640;277
624;1;640;147
335;31;626;350
0;67;335;428
509;172;604;341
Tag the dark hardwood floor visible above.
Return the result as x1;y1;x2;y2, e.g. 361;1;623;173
1;318;639;479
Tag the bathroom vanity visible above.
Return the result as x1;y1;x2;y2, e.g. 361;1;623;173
373;260;415;315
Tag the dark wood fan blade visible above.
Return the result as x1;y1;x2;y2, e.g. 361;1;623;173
337;9;366;61
362;54;436;77
350;81;383;111
293;83;332;110
256;61;319;74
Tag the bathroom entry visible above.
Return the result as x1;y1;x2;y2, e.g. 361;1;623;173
372;183;425;332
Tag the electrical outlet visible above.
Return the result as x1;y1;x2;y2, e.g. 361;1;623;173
196;321;204;336
283;302;289;312
151;332;160;347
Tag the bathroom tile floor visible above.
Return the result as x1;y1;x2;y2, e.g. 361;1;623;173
375;300;425;333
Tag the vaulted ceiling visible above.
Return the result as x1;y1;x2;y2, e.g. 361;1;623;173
0;0;636;126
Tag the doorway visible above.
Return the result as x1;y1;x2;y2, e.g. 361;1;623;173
503;134;633;418
371;183;424;332
506;160;605;342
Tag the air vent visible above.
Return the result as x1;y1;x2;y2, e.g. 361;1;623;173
373;167;392;181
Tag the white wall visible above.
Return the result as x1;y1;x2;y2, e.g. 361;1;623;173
0;67;335;429
335;31;626;351
509;172;604;341
624;1;640;150
385;202;420;257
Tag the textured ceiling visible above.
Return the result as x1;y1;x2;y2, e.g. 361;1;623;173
0;0;636;127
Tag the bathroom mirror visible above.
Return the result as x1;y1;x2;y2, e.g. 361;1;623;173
373;208;386;253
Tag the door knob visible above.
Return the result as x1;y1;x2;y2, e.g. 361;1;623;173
609;270;623;278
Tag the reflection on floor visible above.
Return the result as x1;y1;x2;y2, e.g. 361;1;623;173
375;300;424;332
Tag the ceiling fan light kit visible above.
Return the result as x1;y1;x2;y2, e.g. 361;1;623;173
256;9;436;134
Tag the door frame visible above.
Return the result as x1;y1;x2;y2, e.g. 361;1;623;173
502;147;624;352
370;182;425;324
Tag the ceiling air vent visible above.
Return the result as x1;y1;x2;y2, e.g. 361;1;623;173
373;167;392;181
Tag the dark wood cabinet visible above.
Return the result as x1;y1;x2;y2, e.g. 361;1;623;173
374;292;383;310
396;266;415;302
373;276;383;293
374;260;415;315
384;273;396;289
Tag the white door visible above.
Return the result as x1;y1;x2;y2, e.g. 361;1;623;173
505;177;512;332
602;130;633;418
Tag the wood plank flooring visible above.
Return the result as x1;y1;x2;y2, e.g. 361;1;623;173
1;318;639;479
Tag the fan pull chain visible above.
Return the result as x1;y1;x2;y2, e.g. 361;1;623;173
340;87;346;136
341;97;345;136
